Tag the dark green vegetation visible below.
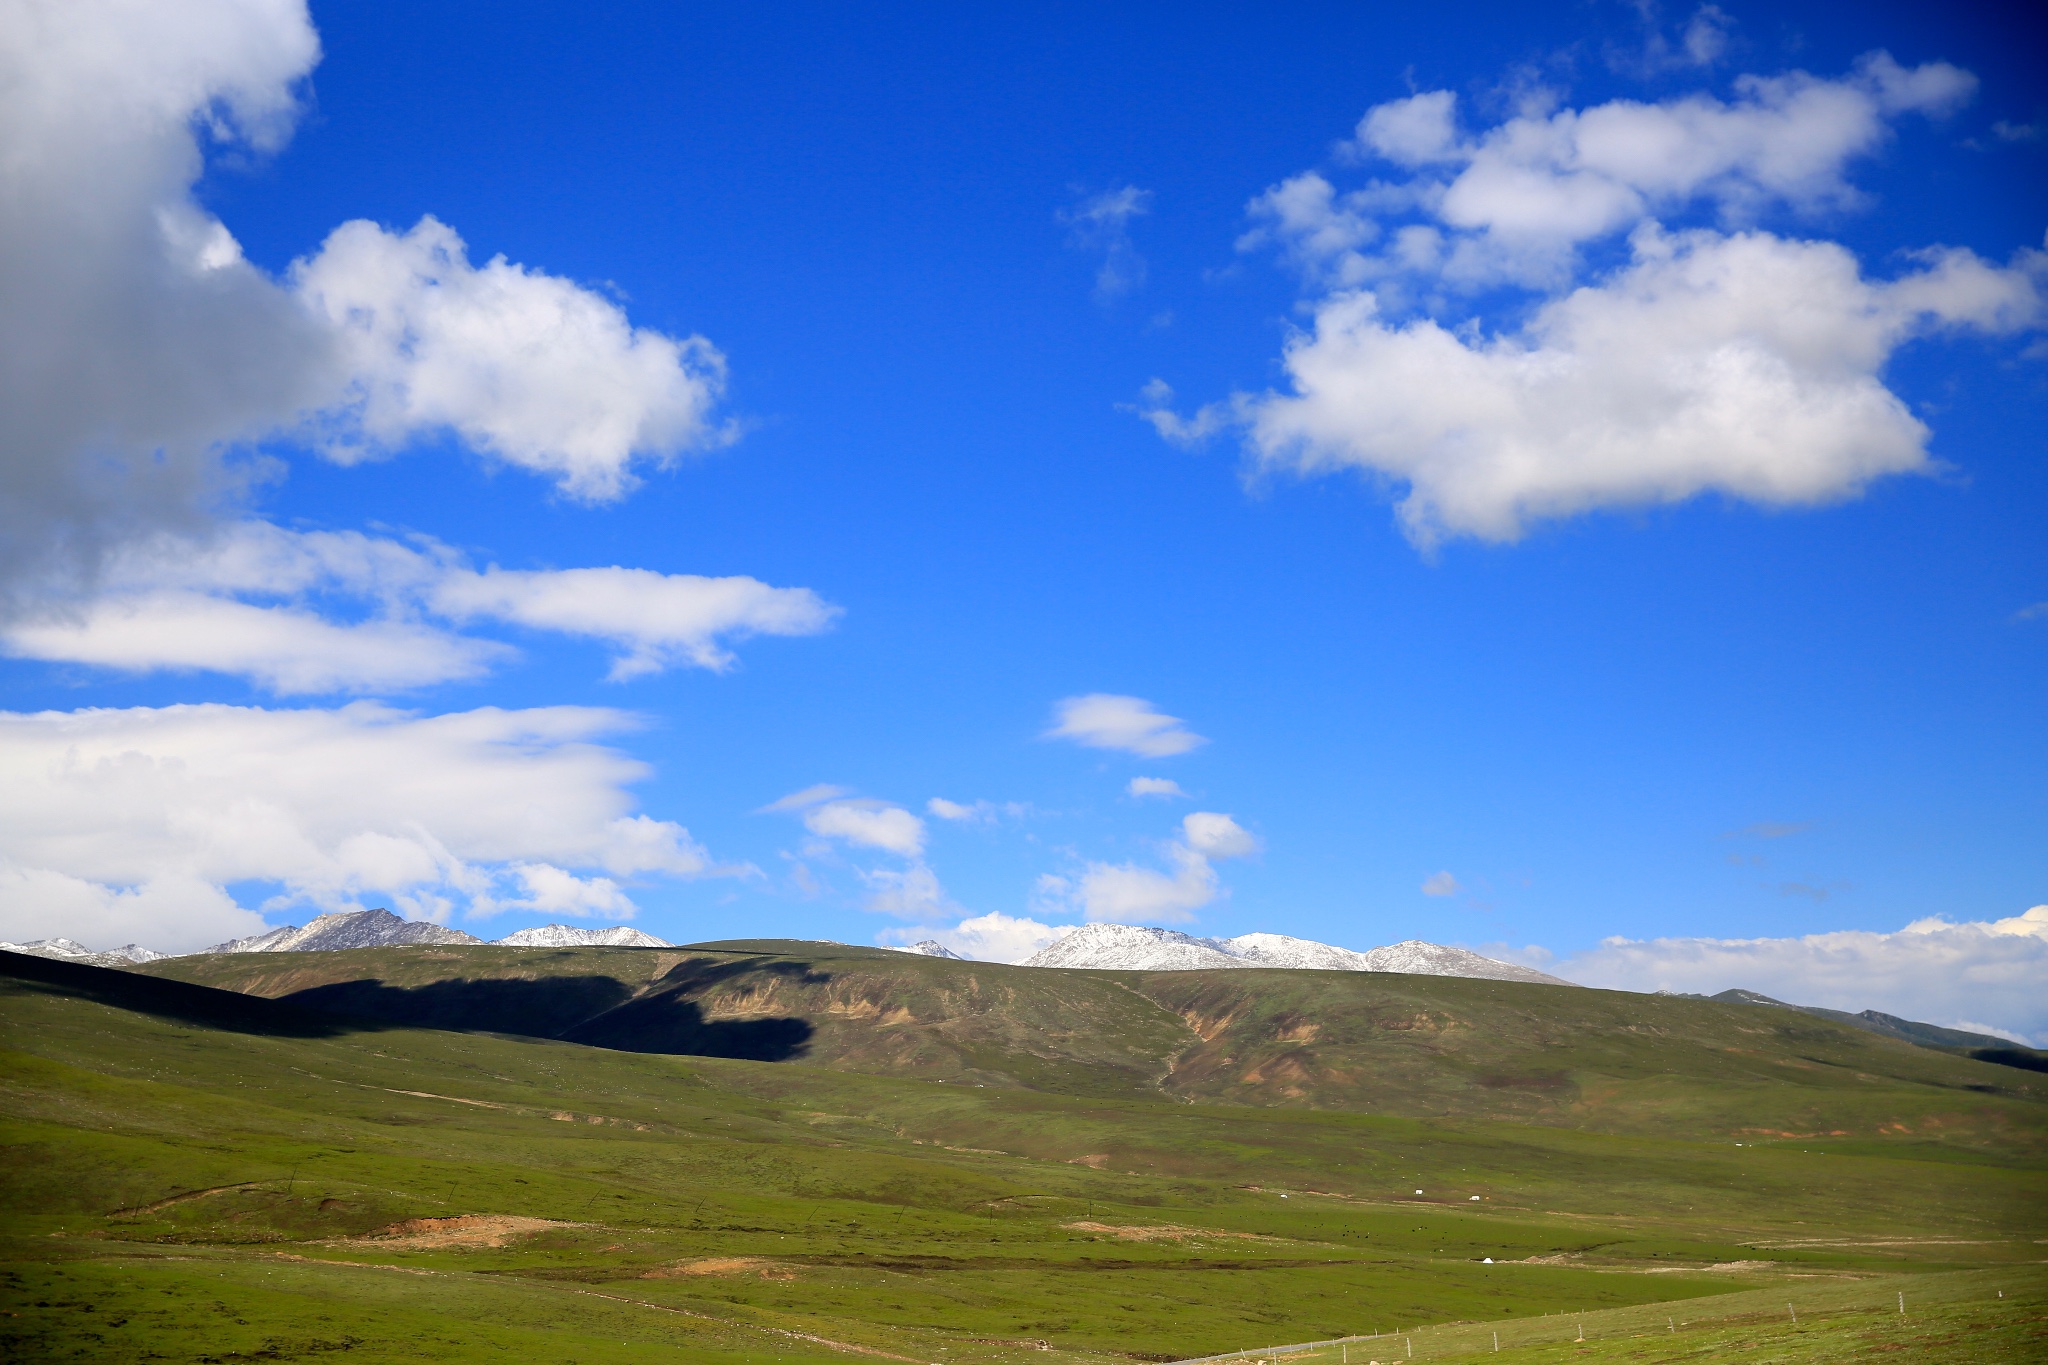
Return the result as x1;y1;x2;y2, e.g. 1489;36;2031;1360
5;944;2044;1363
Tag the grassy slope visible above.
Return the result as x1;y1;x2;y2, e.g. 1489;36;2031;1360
8;951;2043;1362
146;940;2048;1152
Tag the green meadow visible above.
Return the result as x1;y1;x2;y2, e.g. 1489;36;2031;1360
2;944;2043;1362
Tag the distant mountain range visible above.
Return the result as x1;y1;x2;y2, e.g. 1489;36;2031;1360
0;937;166;970
1019;923;1571;984
5;912;2031;1067
3;911;676;966
495;924;675;948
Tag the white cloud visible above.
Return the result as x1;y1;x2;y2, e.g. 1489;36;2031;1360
859;863;953;918
0;0;731;609
1227;227;2043;547
926;797;1024;823
430;562;837;679
0;862;261;959
1536;906;2048;1045
759;784;854;814
1126;777;1187;799
1064;847;1219;923
1059;185;1153;301
1421;870;1461;897
1180;811;1260;859
1156;52;2045;548
292;216;729;501
879;911;1075;964
1326;53;1979;286
1041;811;1258;924
801;799;927;858
491;863;635;919
1047;694;1206;758
1;522;836;691
0;701;730;952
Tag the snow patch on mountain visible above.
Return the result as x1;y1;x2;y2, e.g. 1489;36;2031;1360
199;908;482;955
889;939;968;959
1020;922;1571;984
1354;939;1571;985
1022;924;1253;971
1220;932;1376;971
493;924;673;948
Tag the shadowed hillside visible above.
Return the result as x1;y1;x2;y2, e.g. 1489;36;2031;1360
141;940;2048;1153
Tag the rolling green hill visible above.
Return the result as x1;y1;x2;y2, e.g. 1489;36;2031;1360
6;947;2043;1363
144;939;2048;1152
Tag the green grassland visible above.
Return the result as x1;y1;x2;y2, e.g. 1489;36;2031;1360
3;946;2044;1362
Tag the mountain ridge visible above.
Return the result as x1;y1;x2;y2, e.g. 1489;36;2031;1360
1020;922;1570;985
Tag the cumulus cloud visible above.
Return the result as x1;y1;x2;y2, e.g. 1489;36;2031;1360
878;911;1075;964
0;0;731;610
1126;777;1187;799
1041;811;1259;924
1230;227;2043;547
0;701;729;953
763;785;928;859
1152;52;2046;548
1059;185;1153;300
1535;906;2048;1044
801;800;927;858
293;216;728;501
1047;694;1206;758
1;523;835;691
1421;870;1461;897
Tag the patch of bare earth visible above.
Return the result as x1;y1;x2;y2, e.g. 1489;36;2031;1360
1062;1221;1277;1243
345;1215;582;1249
642;1257;798;1280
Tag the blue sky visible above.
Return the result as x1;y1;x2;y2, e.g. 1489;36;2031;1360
2;0;2044;1034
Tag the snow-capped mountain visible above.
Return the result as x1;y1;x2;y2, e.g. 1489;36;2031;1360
1219;932;1375;971
493;924;673;948
1019;922;1571;985
199;908;482;955
889;939;967;959
1022;925;1255;971
0;938;166;970
1354;939;1568;985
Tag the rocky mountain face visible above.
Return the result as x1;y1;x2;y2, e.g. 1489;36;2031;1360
1021;922;1570;985
494;924;674;948
199;908;482;955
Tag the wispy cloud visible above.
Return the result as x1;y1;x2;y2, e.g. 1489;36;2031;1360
1059;185;1154;301
1729;821;1812;840
1047;694;1206;758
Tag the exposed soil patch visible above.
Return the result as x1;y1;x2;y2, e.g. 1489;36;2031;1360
345;1215;582;1249
1062;1221;1275;1243
642;1256;798;1280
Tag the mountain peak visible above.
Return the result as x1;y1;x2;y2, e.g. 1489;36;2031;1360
891;939;967;959
1020;923;1571;984
200;908;483;955
493;924;673;948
